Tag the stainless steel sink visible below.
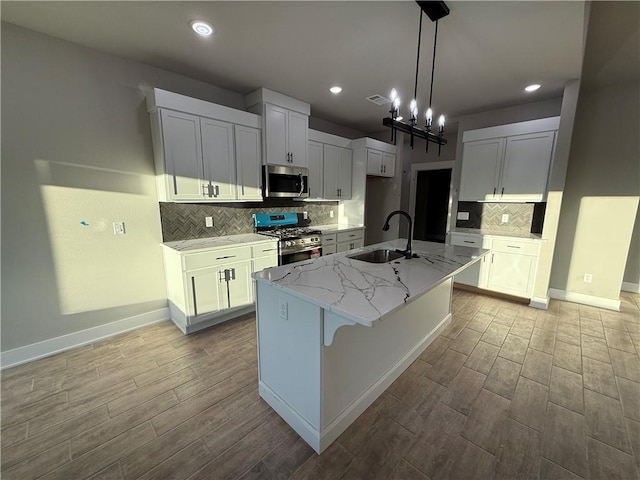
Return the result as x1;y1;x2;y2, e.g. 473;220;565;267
347;249;405;264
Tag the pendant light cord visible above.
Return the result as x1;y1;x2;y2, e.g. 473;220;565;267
428;20;439;109
413;12;423;103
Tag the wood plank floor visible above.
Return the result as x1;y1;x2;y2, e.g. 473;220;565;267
2;290;639;480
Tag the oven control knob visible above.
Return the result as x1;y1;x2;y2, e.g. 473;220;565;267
285;241;292;247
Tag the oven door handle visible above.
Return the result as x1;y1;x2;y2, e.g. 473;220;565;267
280;244;322;255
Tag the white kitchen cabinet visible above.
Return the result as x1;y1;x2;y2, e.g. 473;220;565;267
157;110;205;201
234;125;262;201
382;152;396;177
459;117;559;202
450;232;540;299
162;238;278;334
147;89;263;203
323;145;352;200
201;118;236;200
336;229;364;252
307;140;324;199
450;233;491;287
365;148;396;177
246;89;311;168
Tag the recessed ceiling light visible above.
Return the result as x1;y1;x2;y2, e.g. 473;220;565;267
190;20;214;36
525;84;541;92
330;86;343;94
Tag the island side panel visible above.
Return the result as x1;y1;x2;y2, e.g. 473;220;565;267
320;278;453;444
255;281;323;440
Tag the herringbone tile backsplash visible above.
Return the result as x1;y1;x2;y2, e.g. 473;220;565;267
456;202;535;233
160;200;338;241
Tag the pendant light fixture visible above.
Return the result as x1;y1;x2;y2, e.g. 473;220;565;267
384;1;449;155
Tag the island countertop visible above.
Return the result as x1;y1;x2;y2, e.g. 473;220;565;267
253;238;488;326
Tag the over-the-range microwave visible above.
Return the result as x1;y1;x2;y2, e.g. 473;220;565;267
263;165;309;198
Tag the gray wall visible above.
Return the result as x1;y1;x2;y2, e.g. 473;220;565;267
0;23;246;351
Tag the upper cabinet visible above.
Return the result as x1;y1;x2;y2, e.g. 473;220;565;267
147;89;262;203
308;129;353;201
459;117;559;202
352;137;396;178
246;88;310;168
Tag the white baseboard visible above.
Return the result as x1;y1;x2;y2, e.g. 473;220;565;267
621;282;640;294
548;289;620;312
1;308;170;369
529;296;549;310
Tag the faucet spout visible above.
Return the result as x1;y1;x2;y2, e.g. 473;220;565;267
382;210;414;259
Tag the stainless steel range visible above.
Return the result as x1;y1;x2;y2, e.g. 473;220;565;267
253;213;322;265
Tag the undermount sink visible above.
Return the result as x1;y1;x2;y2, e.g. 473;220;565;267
347;249;405;264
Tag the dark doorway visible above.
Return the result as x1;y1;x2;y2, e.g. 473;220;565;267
413;168;452;243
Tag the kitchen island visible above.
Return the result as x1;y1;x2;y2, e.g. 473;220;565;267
253;238;487;453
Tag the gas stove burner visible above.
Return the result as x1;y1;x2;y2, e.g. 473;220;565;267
261;227;322;239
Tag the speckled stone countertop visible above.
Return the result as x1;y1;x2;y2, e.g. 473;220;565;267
163;233;276;253
313;224;365;233
253;239;487;326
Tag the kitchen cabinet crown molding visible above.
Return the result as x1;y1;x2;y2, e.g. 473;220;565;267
462;116;560;143
245;88;310;116
147;88;260;129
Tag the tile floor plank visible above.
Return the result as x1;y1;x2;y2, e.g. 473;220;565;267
542;402;587;478
584;388;632;453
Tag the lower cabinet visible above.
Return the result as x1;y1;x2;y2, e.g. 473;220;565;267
321;229;364;255
450;233;540;299
337;238;364;253
163;240;277;333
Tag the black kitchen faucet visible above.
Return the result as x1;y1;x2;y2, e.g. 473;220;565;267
382;210;417;259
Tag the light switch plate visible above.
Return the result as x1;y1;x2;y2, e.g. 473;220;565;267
205;217;214;228
501;214;509;223
303;211;308;220
457;211;470;221
330;210;334;218
113;222;125;235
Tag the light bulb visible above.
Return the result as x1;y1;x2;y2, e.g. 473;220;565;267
438;115;445;127
390;88;398;101
426;107;433;127
410;99;417;119
393;97;400;110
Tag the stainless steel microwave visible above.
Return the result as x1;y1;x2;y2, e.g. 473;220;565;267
263;165;309;198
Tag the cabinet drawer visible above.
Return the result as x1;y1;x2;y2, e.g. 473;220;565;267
183;246;251;270
322;233;337;245
337;230;363;243
450;234;483;248
252;243;279;258
491;239;539;256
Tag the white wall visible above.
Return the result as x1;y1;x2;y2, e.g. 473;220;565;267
1;23;246;351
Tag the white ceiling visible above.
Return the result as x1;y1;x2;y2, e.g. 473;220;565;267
1;1;586;133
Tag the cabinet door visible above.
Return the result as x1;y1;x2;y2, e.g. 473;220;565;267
264;104;289;166
487;251;536;297
160;110;206;200
382;152;396;177
336;239;363;253
188;268;224;319
366;149;383;176
322;144;340;200
459;138;505;201
201;118;236;200
322;244;337;255
288;111;309;168
308;141;324;199
337;147;353;199
500;131;555;202
235;125;263;201
253;255;278;274
221;261;253;308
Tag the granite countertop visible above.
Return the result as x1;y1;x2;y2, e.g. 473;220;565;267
313;224;365;233
163;233;276;253
451;228;543;241
253;239;488;326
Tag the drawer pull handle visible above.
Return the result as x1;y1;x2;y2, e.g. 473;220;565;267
463;240;475;244
261;248;277;252
507;245;521;249
216;255;236;260
191;276;198;316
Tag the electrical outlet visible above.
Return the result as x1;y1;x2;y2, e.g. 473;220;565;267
279;300;288;320
457;211;470;221
584;273;593;283
205;216;214;228
113;222;126;235
330;210;334;218
501;214;509;223
303;211;308;220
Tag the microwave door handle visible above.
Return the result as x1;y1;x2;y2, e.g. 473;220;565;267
299;173;305;197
